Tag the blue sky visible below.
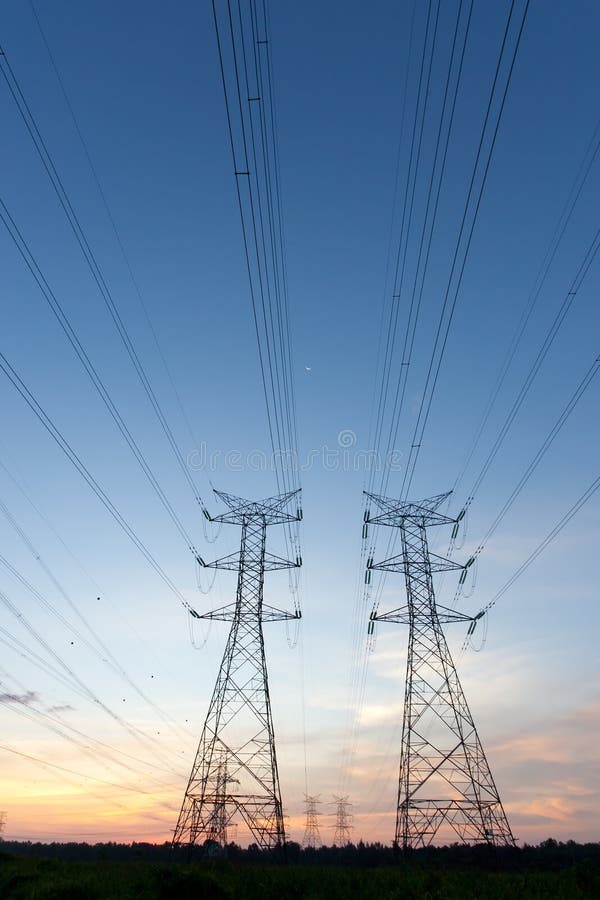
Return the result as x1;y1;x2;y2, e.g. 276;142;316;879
0;0;598;845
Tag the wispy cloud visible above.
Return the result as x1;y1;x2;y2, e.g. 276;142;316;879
0;691;39;706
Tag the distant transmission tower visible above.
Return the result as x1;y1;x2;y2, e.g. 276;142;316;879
366;491;515;849
172;489;301;852
332;795;353;846
302;795;322;848
204;750;239;848
0;811;5;840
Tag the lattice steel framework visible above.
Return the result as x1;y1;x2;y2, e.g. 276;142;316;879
0;811;5;840
173;489;301;852
202;750;239;848
366;491;514;850
302;794;322;849
332;795;353;847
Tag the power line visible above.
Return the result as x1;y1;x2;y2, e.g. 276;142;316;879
462;471;600;652
0;673;183;788
342;0;475;795
0;445;183;679
478;354;599;553
0;195;199;555
0;741;180;806
0;349;200;621
0;40;207;513
0;584;182;772
378;0;475;498
367;0;439;498
367;0;530;623
341;0;442;796
464;229;600;502
451;115;600;498
28;0;207;462
211;0;302;580
0;500;190;742
350;0;530;811
400;0;531;499
0;621;96;703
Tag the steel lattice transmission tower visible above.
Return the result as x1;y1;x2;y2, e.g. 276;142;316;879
366;491;514;850
302;795;322;848
332;795;353;847
0;811;5;840
202;750;239;849
172;489;301;852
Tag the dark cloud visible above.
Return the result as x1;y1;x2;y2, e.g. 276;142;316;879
47;704;75;714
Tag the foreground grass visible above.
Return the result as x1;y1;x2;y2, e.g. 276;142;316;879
1;853;599;899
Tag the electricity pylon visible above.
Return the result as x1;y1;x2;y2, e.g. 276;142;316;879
204;750;239;848
366;491;514;850
0;811;5;840
172;489;301;852
302;794;322;848
332;795;353;846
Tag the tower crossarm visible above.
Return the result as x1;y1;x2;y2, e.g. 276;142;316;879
370;551;463;574
364;490;455;527
208;489;302;525
372;603;474;625
197;602;301;622
199;550;300;572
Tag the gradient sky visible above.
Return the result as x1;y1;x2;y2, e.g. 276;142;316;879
0;0;598;847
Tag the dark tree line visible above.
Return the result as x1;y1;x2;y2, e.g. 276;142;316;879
1;837;599;871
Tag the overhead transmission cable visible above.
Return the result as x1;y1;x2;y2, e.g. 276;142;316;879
0;502;191;742
360;0;474;643
345;0;470;772
366;0;440;500
211;0;302;583
0;741;180;807
0;621;97;702
362;0;473;622
462;228;600;505
0;621;188;779
341;0;450;793
365;0;419;465
0;678;183;789
368;0;530;623
448;350;600;652
342;0;468;790
461;471;600;654
0;446;184;679
442;228;600;597
346;0;529;800
377;0;475;499
0;584;181;773
28;0;207;462
466;352;600;566
0;349;202;625
0;195;198;558
451;115;600;498
434;124;600;622
399;0;531;500
0;43;208;516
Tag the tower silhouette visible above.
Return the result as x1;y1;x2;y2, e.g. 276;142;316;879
172;489;301;852
302;795;322;848
331;795;353;846
366;491;514;849
203;750;239;849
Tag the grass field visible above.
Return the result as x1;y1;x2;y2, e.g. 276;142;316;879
2;852;600;899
